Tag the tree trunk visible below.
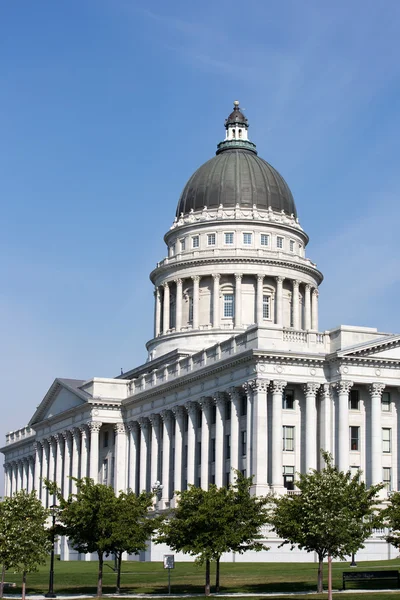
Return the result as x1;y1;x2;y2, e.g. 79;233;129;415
205;559;210;596
97;552;104;597
0;564;5;598
116;551;122;594
22;571;26;600
317;555;324;593
328;554;332;600
215;557;220;592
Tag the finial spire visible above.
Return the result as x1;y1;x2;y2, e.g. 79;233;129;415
216;101;257;155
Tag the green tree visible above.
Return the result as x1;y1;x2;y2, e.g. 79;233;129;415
268;452;383;594
382;491;400;549
2;491;50;600
0;498;15;598
49;478;116;597
156;473;269;595
111;490;157;593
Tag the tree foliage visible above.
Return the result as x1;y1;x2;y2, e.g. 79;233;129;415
0;491;50;600
382;491;400;548
156;472;269;595
268;452;383;593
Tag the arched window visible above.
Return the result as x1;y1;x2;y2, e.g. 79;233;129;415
232;129;236;138
238;129;242;138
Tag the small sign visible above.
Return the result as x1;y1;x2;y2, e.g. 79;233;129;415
163;555;175;569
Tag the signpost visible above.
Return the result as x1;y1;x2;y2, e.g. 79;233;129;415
163;555;175;595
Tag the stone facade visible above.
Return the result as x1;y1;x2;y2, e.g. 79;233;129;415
2;103;400;562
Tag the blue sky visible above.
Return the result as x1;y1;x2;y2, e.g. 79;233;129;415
1;0;400;487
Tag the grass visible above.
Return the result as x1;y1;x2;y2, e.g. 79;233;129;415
4;558;400;598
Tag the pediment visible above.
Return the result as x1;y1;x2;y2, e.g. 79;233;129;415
28;378;90;426
337;334;400;361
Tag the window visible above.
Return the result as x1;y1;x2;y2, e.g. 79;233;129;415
192;235;199;248
225;232;234;245
223;293;234;318
226;434;231;459
277;236;284;249
188;296;193;323
103;431;109;448
232;129;236;138
350;466;360;479
383;428;392;453
383;467;392;491
238;129;242;138
260;234;269;246
241;430;247;456
283;426;294;451
289;240;295;252
283;389;294;410
170;243;176;256
207;233;216;246
350;426;360;451
349;389;359;410
283;466;295;490
240;395;247;416
243;232;252;245
382;392;391;412
262;295;271;319
180;238;186;251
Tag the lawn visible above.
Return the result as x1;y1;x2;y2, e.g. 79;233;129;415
4;558;400;597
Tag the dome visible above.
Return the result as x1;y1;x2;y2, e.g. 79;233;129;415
176;102;297;218
176;148;297;218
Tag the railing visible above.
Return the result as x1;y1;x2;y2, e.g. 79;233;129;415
6;427;35;445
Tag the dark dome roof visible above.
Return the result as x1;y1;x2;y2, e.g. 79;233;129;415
176;148;297;218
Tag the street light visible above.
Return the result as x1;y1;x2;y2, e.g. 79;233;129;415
45;504;58;598
350;552;357;567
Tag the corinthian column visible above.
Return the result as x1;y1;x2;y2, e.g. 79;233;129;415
154;287;161;337
138;418;150;492
276;276;284;326
292;280;300;329
199;398;212;489
71;428;81;494
88;422;102;483
33;442;41;497
250;379;270;494
304;284;311;330
335;381;353;472
227;387;241;473
319;384;332;463
114;423;128;493
192;276;200;329
303;382;319;471
185;402;198;486
311;289;319;330
128;422;140;494
161;410;173;507
41;440;49;506
256;275;264;325
213;393;226;487
369;383;386;486
162;282;170;334
63;432;72;498
48;437;56;485
172;406;185;494
80;426;89;479
55;434;63;492
235;274;242;328
212;274;220;328
149;414;161;489
271;380;287;491
175;279;183;332
242;382;253;477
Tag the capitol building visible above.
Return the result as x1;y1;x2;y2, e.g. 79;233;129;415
2;103;400;561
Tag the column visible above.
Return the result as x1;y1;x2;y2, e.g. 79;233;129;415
55;434;63;492
48;437;56;484
128;421;139;494
192;276;200;329
319;384;332;464
311;288;319;330
28;458;34;493
242;382;253;477
275;276;284;326
138;418;150;492
292;280;300;329
23;459;29;492
303;383;319;472
369;383;386;486
161;410;173;507
335;381;353;473
212;274;220;328
149;414;161;488
304;284;311;330
33;442;41;497
172;406;185;494
11;463;17;496
80;426;89;479
63;431;72;498
249;379;270;493
271;380;287;491
199;398;212;489
162;282;170;334
227;387;241;473
114;423;128;493
234;274;242;328
154;287;161;337
256;275;264;325
71;428;80;494
41;441;49;506
175;279;183;332
214;392;226;487
88;422;102;483
185;402;198;486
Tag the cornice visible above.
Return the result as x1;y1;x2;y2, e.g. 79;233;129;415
328;355;400;369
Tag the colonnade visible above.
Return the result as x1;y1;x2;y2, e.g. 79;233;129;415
154;274;319;336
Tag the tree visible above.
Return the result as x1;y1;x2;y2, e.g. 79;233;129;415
382;491;400;549
268;452;383;595
156;473;269;595
49;478;116;597
111;490;157;593
0;499;15;598
1;491;51;600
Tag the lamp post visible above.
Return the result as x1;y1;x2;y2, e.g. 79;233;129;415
350;552;357;567
152;480;163;510
45;504;58;598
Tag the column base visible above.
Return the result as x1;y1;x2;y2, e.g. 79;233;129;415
160;498;171;510
271;484;286;496
250;483;271;497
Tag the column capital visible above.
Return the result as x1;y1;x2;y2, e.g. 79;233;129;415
87;421;102;433
185;401;198;416
368;382;386;397
257;274;264;283
270;380;287;394
212;273;221;281
128;420;140;433
249;378;269;392
160;409;173;423
149;413;162;428
172;405;186;419
154;286;160;297
312;288;319;297
163;281;169;289
138;417;150;430
334;380;353;394
292;279;300;289
62;430;72;444
305;283;311;291
319;383;332;398
302;382;320;396
192;275;200;283
72;427;81;440
199;396;213;411
79;424;89;437
114;423;127;435
242;381;253;396
174;278;182;286
227;386;241;403
213;391;226;406
235;273;243;282
276;276;284;284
